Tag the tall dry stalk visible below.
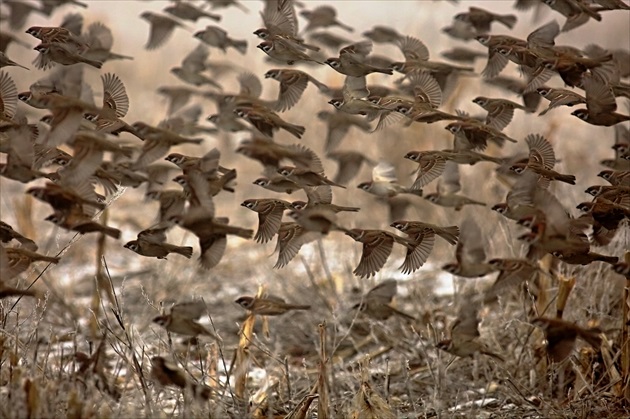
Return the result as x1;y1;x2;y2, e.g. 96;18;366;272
317;321;330;419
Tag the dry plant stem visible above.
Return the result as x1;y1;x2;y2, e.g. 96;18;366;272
317;239;335;295
555;275;575;319
623;252;630;400
100;258;153;415
317;321;330;419
285;393;317;419
234;281;260;403
299;255;333;312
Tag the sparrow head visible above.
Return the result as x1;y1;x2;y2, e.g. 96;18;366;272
491;203;508;214
290;201;307;211
253;178;270;187
25;26;43;38
576;202;594;213
207;114;219;123
435;339;453;352
542;60;557;70
597;170;613;181
145;190;160;200
257;41;273;53
45;213;63;225
475;35;491;45
253;28;269;39
241;199;258;210
124;241;139;252
357;181;372;191
487;258;505;268
445;123;461;134
516;214;538;228
536;87;552;97
234;296;255;309
34;44;49;54
345;228;366;241
234;107;249;118
165;153;185;165
424;193;440;203
324;58;341;69
328;98;344;109
517;231;539;244
390;221;408;231
18;91;32;103
152;315;170;327
395;104;412;115
26;187;45;200
472;96;488;107
584;186;603;197
367;95;382;105
264;69;281;79
441;263;460;274
390;62;405;72
509;163;526;175
496;46;512;57
612;143;628;154
40;114;54;124
404;151;423;162
83;112;98;122
277;166;294;177
172;175;188;187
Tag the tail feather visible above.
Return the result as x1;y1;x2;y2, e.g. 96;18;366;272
557;174;577;185
437;226;460;245
284;123;306;139
173;245;193;258
499;14;517;29
232;40;248;55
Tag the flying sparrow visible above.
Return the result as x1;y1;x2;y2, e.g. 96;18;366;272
454;7;517;32
235;295;311;316
316;110;372;151
140;11;186;50
153;300;220;340
537;87;586;116
150;356;211;400
351;279;415;320
442;217;494;278
571;76;630;126
163;2;221;22
1;245;60;281
264;68;329;112
33;42;102;69
272;222;321;268
530;317;602;363
472;96;528;131
300;5;354;32
234;104;305;139
241;198;293;243
0;221;37;251
124;224;193;259
194;25;247;54
345;229;410;278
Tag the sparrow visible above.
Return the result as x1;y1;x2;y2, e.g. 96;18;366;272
317;110;372;151
194;25;247;54
277;165;345;188
124;225;193;259
531;317;602;363
150;357;211;400
436;298;503;361
0;71;18;120
362;26;402;44
442;218;494;278
272;222;321;268
325;41;393;77
576;200;630;231
85;73;138;138
613;262;630;279
25;25;89;53
345;229;410;278
291;185;359;213
235;295;311;316
0;51;29;70
475;33;526;79
471;96;528;131
300;5;354;32
241;198;292;243
541;0;602;31
254;1;319;52
82;22;134;62
264;68;329;112
140;11;186;50
45;209;121;239
170;207;253;269
27;181;105;217
484;258;539;303
424;162;486;211
351;279;415;320
288;208;348;235
163;2;221;22
483;76;541;113
33;43;102;69
257;40;322;65
130;122;204;169
454;7;517;32
253;176;302;194
440;47;487;64
236;137;317;171
170;45;224;90
509;133;576;187
0;125;53;183
552;250;618;266
572;77;630;126
390;221;459;274
445;120;517;150
146;190;187;223
234;105;305;139
0;221;37;251
357;161;420;198
326;150;375;185
537;87;586;116
153;300;220;340
492;170;539;221
598;169;630;186
1;246;60;281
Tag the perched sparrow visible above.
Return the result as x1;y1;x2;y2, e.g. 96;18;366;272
235;295;310;316
472;96;528;131
257;40;322;65
163;2;221;22
531;317;602;363
345;229;410;278
351;279;415;320
124;225;193;259
170;207;253;269
455;6;516;32
234;104;305;139
300;5;354;33
442;218;493;278
140;11;186;50
272;222;321;268
264;68;328;112
150;357;211;400
436;298;503;361
153;300;220;340
195;25;247;54
241;198;292;243
33;43;102;69
572;76;630;126
0;221;37;251
1;246;60;281
537;87;586;116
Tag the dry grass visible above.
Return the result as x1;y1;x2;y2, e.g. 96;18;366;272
2;1;630;418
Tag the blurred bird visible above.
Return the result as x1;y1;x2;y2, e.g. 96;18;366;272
150;357;211;400
153;300;220;340
140;11;186;50
235;295;311;316
124;224;193;259
442;218;493;278
300;5;354;32
241;198;293;243
195;25;247;54
572;76;630;126
531;317;602;363
351;279;415;320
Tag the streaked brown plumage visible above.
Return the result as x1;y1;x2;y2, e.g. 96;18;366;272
235;295;310;316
